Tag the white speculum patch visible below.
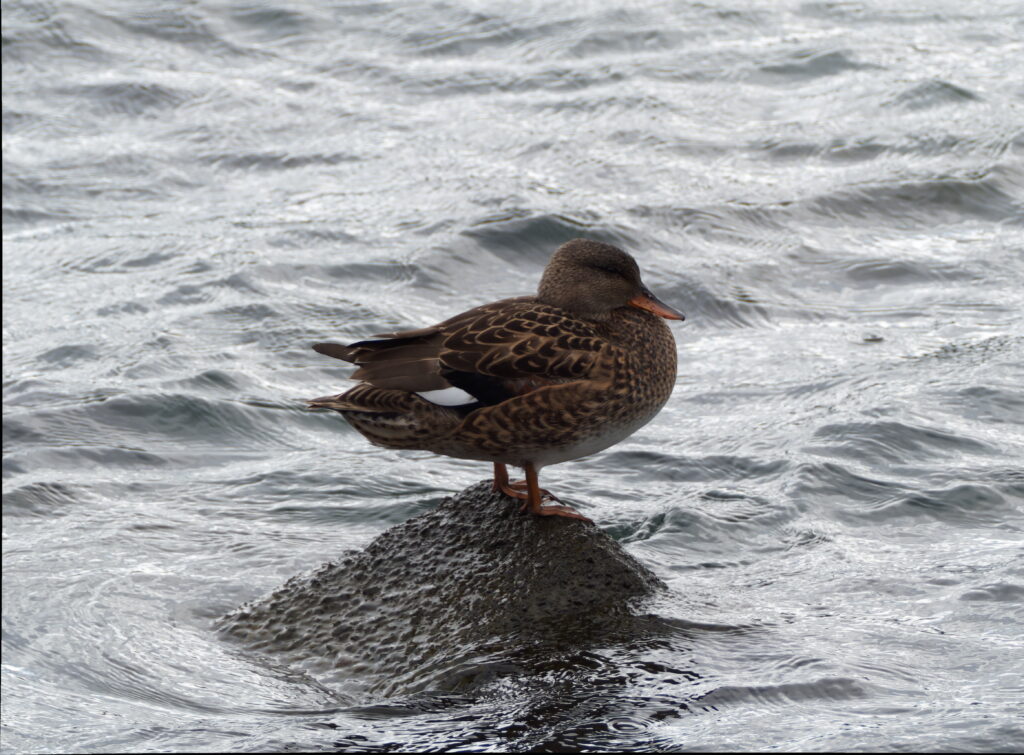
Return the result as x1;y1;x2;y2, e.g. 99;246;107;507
417;386;477;407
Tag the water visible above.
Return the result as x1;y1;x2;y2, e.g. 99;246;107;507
3;0;1023;751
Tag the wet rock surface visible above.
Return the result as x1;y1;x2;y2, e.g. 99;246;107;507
218;481;666;697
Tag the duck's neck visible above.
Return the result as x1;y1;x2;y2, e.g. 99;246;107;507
536;293;613;322
603;306;671;346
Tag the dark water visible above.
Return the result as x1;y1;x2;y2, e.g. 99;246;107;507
3;0;1024;751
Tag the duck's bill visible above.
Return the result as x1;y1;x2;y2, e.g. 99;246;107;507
629;289;685;320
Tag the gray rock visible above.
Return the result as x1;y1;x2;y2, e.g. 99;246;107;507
218;480;666;697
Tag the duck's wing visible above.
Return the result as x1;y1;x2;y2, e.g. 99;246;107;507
313;297;611;407
436;299;609;397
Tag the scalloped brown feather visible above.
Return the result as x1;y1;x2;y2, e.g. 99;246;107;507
315;297;608;396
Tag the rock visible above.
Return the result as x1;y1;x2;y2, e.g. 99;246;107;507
217;481;666;697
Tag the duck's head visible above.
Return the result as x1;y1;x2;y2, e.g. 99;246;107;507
537;238;685;321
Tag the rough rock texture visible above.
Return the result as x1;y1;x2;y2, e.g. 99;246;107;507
218;481;665;696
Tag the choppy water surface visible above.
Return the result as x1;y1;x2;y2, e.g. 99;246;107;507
4;0;1024;751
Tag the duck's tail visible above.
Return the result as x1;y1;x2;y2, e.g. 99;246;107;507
308;384;461;449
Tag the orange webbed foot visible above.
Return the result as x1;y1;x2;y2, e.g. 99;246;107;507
492;463;591;523
521;462;591;524
530;503;593;523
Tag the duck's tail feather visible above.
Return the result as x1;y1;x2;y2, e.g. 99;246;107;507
312;342;358;362
313;334;449;393
307;384;462;448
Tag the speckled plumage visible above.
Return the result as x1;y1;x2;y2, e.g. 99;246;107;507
309;239;683;518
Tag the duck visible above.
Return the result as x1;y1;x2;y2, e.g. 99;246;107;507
308;238;684;523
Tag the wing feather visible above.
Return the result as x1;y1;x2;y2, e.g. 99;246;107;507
313;297;612;403
437;301;607;382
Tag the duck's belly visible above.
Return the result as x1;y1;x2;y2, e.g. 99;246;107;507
437;401;665;468
524;408;661;468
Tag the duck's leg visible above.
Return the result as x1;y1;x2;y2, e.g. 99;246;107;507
522;462;592;523
492;462;528;500
492;462;564;504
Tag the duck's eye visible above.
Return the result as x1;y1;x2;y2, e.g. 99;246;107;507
596;265;619;276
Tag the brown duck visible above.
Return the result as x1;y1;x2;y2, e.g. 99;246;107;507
308;238;684;522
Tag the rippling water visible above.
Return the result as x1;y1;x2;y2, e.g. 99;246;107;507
3;0;1024;751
